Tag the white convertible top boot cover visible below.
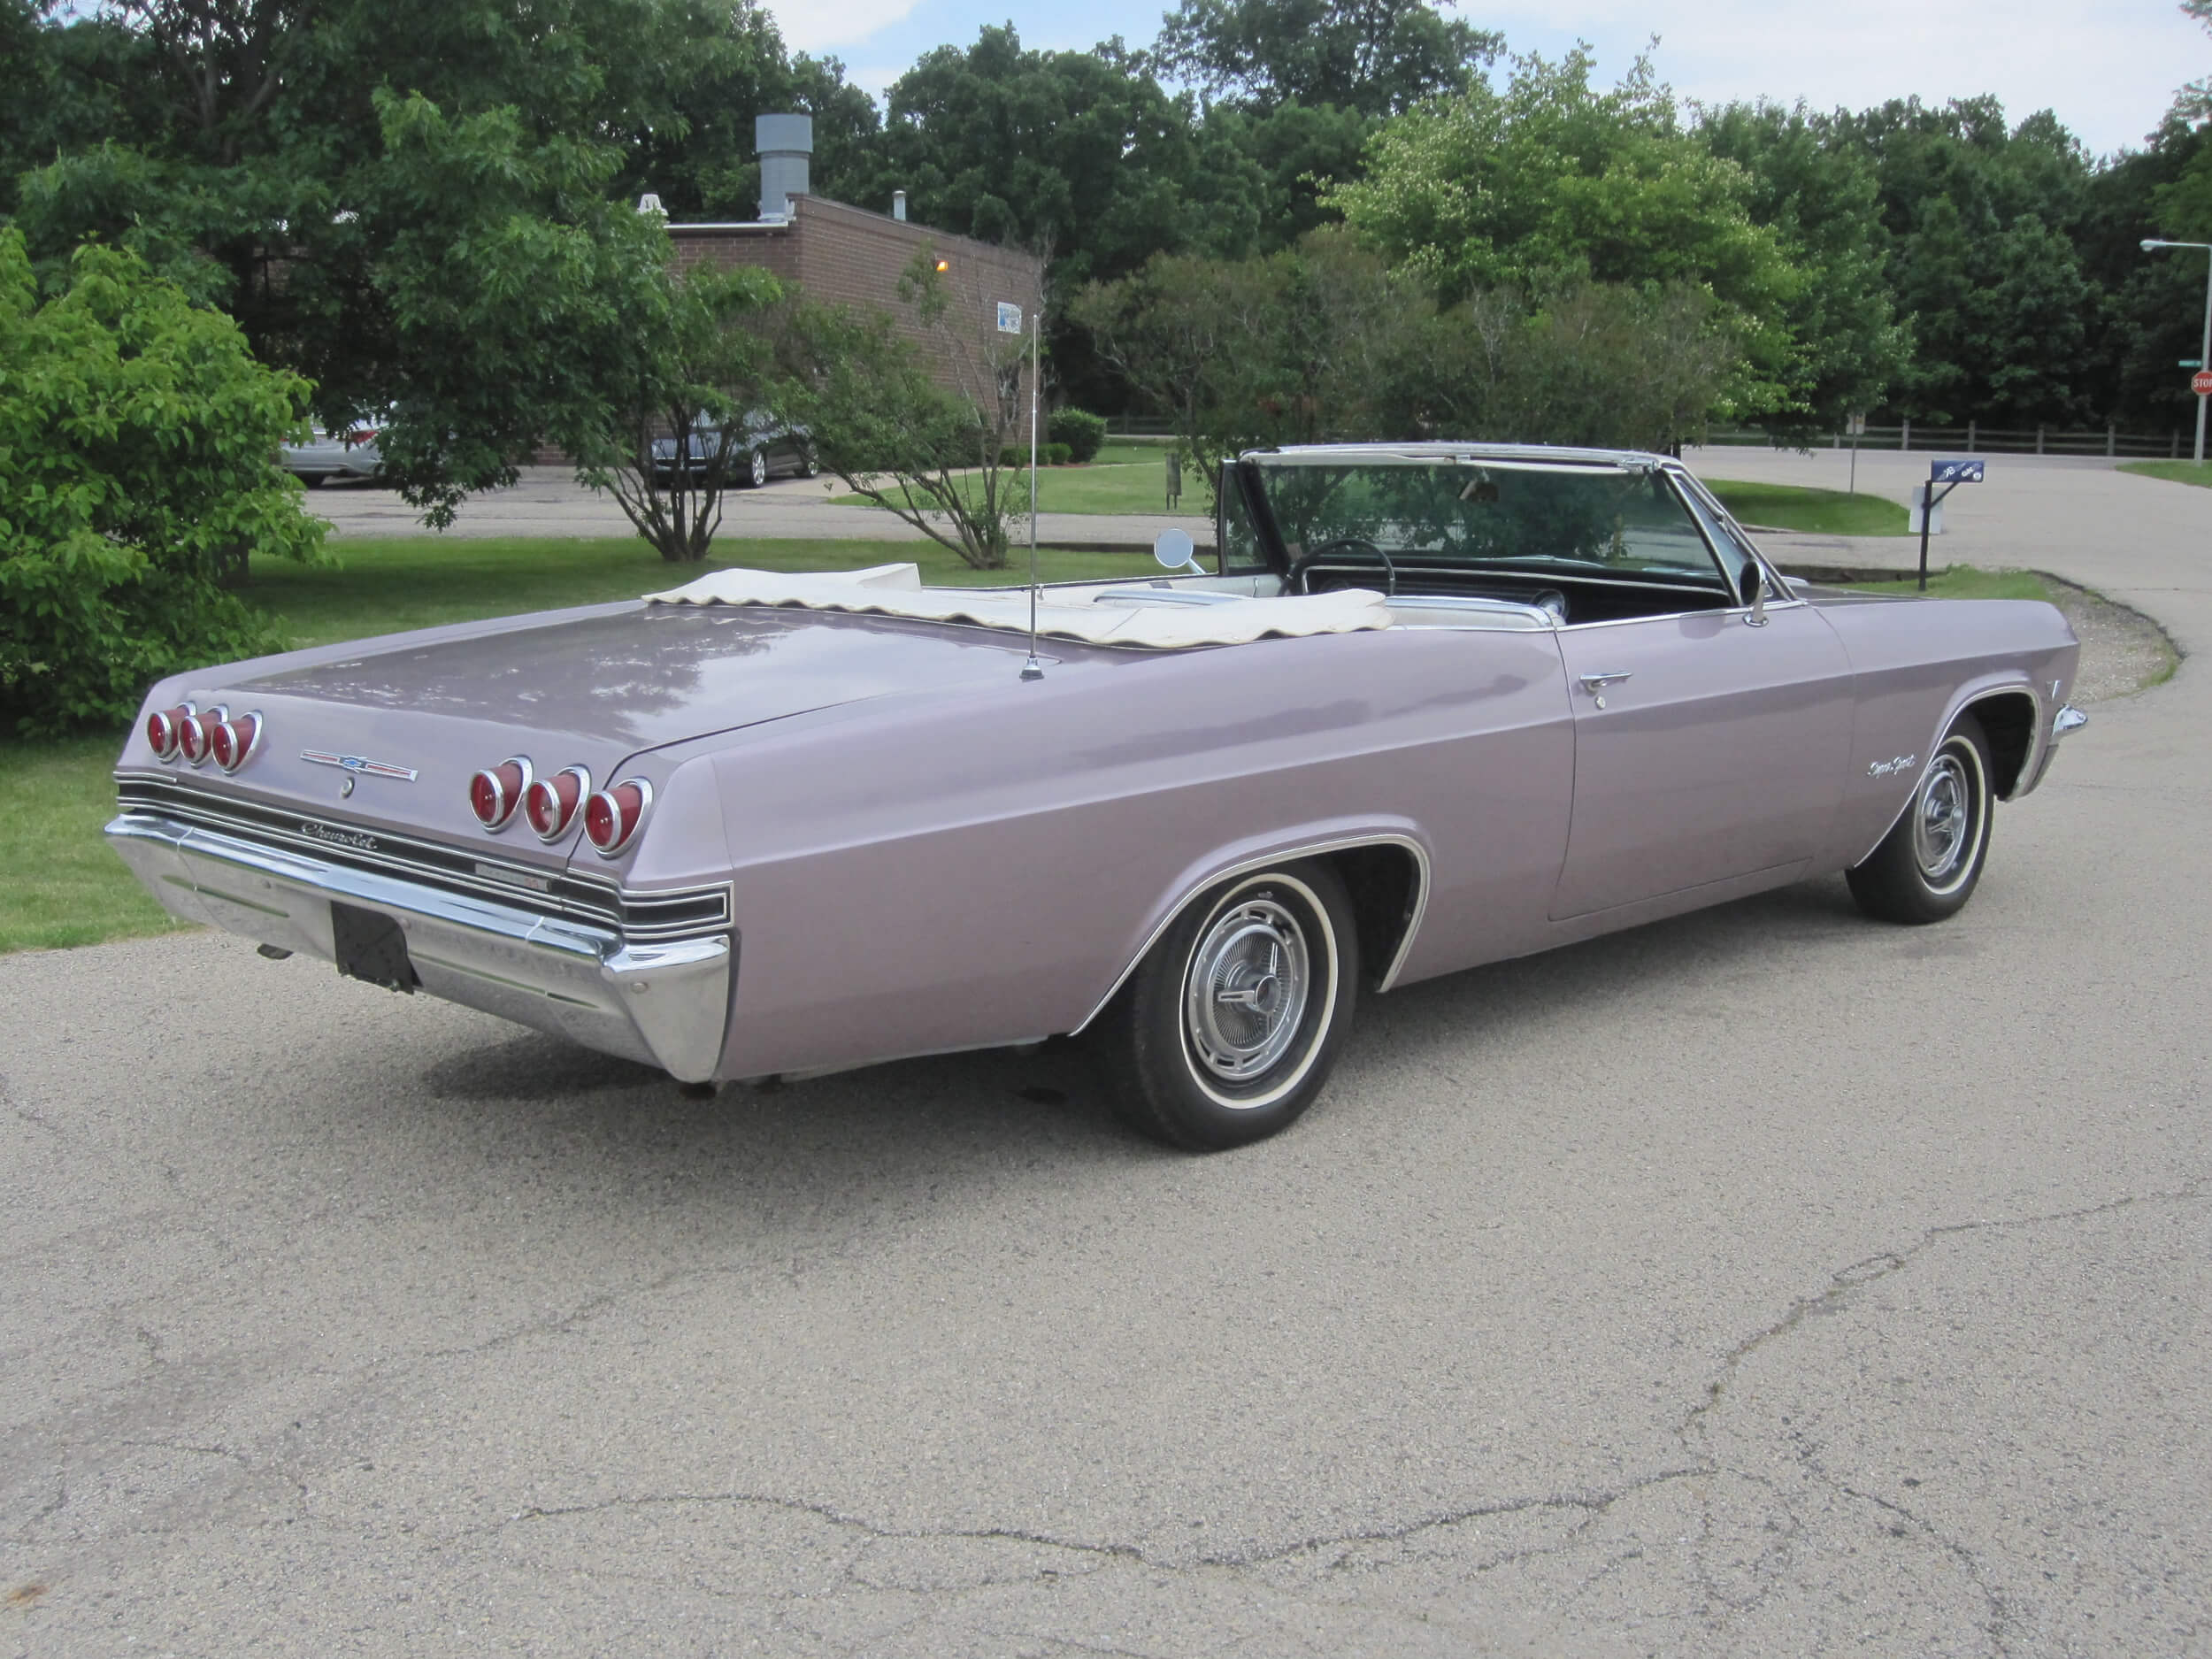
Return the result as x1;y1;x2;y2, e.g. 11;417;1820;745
644;564;1392;649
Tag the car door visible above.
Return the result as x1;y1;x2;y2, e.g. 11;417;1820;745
1549;599;1855;919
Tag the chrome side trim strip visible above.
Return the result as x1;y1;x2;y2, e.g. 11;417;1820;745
111;772;729;941
1068;833;1433;1036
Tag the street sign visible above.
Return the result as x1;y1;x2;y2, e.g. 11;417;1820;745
2183;358;2204;368
1930;458;1985;484
2193;368;2212;396
996;301;1023;334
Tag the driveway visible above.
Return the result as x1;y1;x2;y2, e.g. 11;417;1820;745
4;457;2206;1655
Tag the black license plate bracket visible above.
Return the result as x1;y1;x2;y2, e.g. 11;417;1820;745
331;902;419;993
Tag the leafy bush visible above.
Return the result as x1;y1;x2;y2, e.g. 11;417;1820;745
1047;408;1108;462
0;231;326;735
999;442;1073;467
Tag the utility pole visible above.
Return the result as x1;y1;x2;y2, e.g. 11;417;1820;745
2141;239;2212;464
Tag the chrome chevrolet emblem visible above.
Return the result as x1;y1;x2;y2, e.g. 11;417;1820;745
301;749;418;781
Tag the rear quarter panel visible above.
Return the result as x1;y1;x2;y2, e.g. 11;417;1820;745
687;624;1576;1079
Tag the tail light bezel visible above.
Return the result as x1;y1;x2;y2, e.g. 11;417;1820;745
210;710;263;772
177;704;229;767
582;778;653;858
146;702;196;761
524;764;591;842
468;756;534;832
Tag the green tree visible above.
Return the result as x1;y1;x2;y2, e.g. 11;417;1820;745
1832;94;2099;424
1325;50;1801;419
572;262;785;563
1197;98;1375;251
782;248;1035;570
2082;116;2209;428
6;0;876;517
1152;0;1500;117
1425;282;1740;453
866;27;1232;290
1696;101;1909;439
0;230;326;734
1071;230;1436;488
354;90;683;524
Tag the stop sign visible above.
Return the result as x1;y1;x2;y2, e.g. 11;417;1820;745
2192;369;2212;396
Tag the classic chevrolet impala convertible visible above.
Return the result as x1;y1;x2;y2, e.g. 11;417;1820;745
109;444;2085;1148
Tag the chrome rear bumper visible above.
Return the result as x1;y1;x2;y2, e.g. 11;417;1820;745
105;810;732;1081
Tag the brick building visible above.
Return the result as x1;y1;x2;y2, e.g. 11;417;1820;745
663;116;1044;403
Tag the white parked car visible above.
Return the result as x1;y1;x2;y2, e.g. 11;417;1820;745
280;417;386;486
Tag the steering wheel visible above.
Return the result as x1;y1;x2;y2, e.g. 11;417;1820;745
1289;537;1398;596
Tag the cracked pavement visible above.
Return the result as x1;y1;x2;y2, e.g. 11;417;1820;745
4;454;2208;1655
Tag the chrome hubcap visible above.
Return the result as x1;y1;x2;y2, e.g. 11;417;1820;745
1914;752;1971;879
1185;899;1310;1083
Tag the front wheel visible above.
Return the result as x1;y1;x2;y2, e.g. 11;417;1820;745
746;446;769;488
1100;861;1358;1150
1847;712;1994;924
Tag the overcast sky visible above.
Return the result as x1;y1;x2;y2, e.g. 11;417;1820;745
773;0;2207;160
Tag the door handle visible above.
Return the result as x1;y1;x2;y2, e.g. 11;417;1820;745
1578;672;1633;691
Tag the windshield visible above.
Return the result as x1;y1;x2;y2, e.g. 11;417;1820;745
1253;458;1727;588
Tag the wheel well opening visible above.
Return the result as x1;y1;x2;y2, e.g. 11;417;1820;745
1966;692;2036;798
1325;844;1423;989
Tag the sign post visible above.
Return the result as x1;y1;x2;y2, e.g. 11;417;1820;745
1918;458;1985;591
1847;411;1867;495
997;298;1043;681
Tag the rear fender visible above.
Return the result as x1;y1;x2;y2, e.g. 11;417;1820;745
1068;818;1432;1034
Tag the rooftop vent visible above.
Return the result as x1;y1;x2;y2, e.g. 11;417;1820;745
757;113;812;221
893;189;907;222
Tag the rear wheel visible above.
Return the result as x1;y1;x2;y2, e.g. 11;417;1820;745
1847;712;1994;924
1100;861;1358;1150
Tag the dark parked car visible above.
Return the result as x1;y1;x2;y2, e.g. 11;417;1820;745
650;411;817;488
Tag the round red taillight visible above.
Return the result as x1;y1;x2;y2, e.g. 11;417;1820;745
210;711;260;772
525;765;589;841
468;757;531;830
145;703;194;761
177;706;227;765
583;779;650;857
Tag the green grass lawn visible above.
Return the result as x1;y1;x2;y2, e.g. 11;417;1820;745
3;534;1156;956
247;534;1155;650
832;442;1183;516
838;452;1911;535
1838;566;2057;602
1703;478;1910;536
2117;459;2212;488
0;734;196;953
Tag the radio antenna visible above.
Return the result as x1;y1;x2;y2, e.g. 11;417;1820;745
1021;294;1043;681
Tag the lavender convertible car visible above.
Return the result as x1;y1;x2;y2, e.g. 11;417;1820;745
108;444;2085;1148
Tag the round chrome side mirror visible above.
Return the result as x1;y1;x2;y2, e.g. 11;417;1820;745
1153;528;1200;573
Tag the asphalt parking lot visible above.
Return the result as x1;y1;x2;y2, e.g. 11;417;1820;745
4;455;2207;1655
